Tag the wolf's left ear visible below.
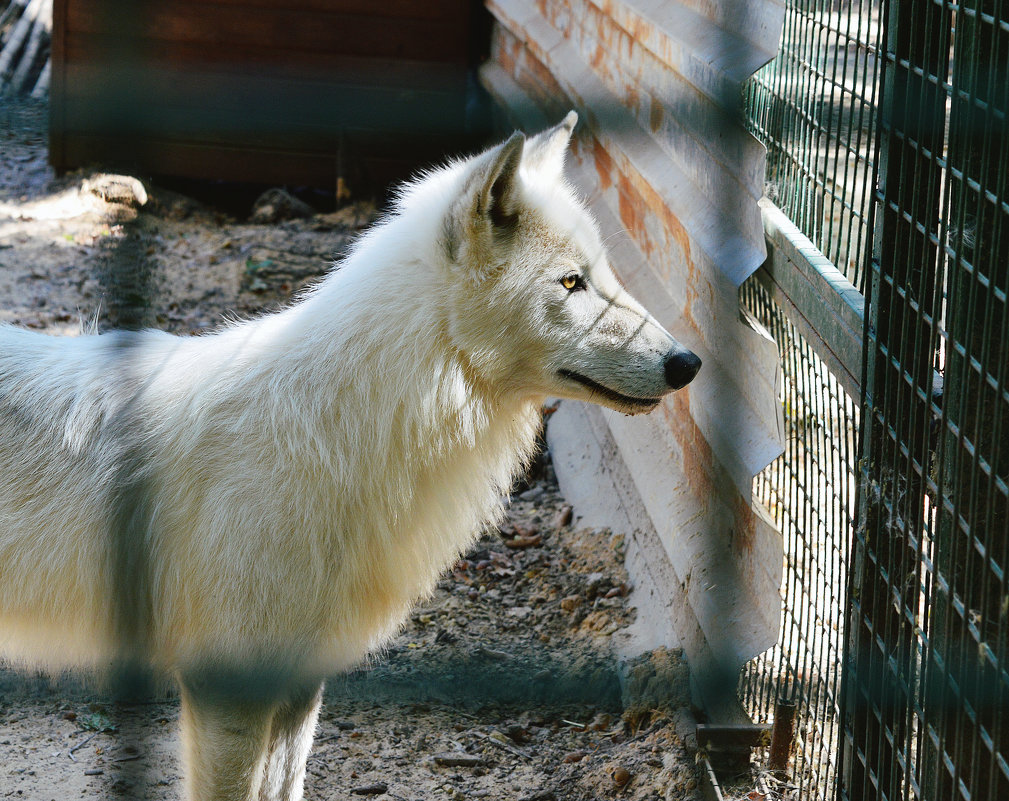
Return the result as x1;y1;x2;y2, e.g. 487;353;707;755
523;111;577;177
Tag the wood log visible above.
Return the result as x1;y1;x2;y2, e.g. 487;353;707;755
0;0;31;42
8;0;50;95
0;0;42;73
0;0;45;93
30;54;48;97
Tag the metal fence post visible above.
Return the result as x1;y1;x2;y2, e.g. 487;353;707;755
842;0;951;798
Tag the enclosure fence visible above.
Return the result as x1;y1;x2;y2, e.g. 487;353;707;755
739;0;1009;799
739;0;883;797
744;0;883;294
843;0;1009;798
739;278;860;800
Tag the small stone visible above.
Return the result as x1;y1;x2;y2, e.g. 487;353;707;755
476;646;512;661
434;753;487;768
584;572;607;595
350;782;388;795
518;486;544;501
504;534;541;549
504;723;530;743
314;202;374;230
435;628;458;644
560;595;582;612
589;712;613;731
612;766;632;786
553;504;573;528
82;174;148;208
488;730;512;746
250;188;314;223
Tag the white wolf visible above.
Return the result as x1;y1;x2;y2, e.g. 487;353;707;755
0;113;700;800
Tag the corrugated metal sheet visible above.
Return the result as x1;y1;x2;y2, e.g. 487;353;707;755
480;0;785;717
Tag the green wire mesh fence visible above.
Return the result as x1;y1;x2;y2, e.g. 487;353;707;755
739;279;859;800
738;1;883;798
740;0;1009;799
744;0;884;293
842;0;1009;797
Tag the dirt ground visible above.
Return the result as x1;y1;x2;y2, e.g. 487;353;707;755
0;96;706;801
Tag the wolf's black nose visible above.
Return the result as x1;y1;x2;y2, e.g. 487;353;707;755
664;350;702;390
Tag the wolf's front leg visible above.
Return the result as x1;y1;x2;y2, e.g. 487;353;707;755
259;681;324;801
179;675;275;801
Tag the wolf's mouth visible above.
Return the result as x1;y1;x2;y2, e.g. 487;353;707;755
558;369;662;410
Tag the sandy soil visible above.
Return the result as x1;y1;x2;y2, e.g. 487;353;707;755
0;96;704;801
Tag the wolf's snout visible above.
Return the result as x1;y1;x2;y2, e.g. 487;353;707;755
664;350;702;390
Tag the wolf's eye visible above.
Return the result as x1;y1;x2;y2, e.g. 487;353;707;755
560;273;585;292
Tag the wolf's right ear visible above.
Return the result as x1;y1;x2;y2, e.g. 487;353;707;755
450;132;525;265
472;131;525;231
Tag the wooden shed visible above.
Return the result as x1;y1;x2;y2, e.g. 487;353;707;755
49;0;492;193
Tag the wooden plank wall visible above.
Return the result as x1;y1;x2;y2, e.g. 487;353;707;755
480;0;786;719
51;0;486;191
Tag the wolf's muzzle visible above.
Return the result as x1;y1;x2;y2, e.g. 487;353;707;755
664;350;702;390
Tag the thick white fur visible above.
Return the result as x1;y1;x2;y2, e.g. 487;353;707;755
0;114;695;800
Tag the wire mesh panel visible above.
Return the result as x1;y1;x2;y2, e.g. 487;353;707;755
740;279;859;800
744;0;884;292
739;1;882;798
840;0;1009;798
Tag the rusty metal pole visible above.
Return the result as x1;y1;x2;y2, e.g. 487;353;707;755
767;697;796;774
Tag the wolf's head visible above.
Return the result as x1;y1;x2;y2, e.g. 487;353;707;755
437;113;700;415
